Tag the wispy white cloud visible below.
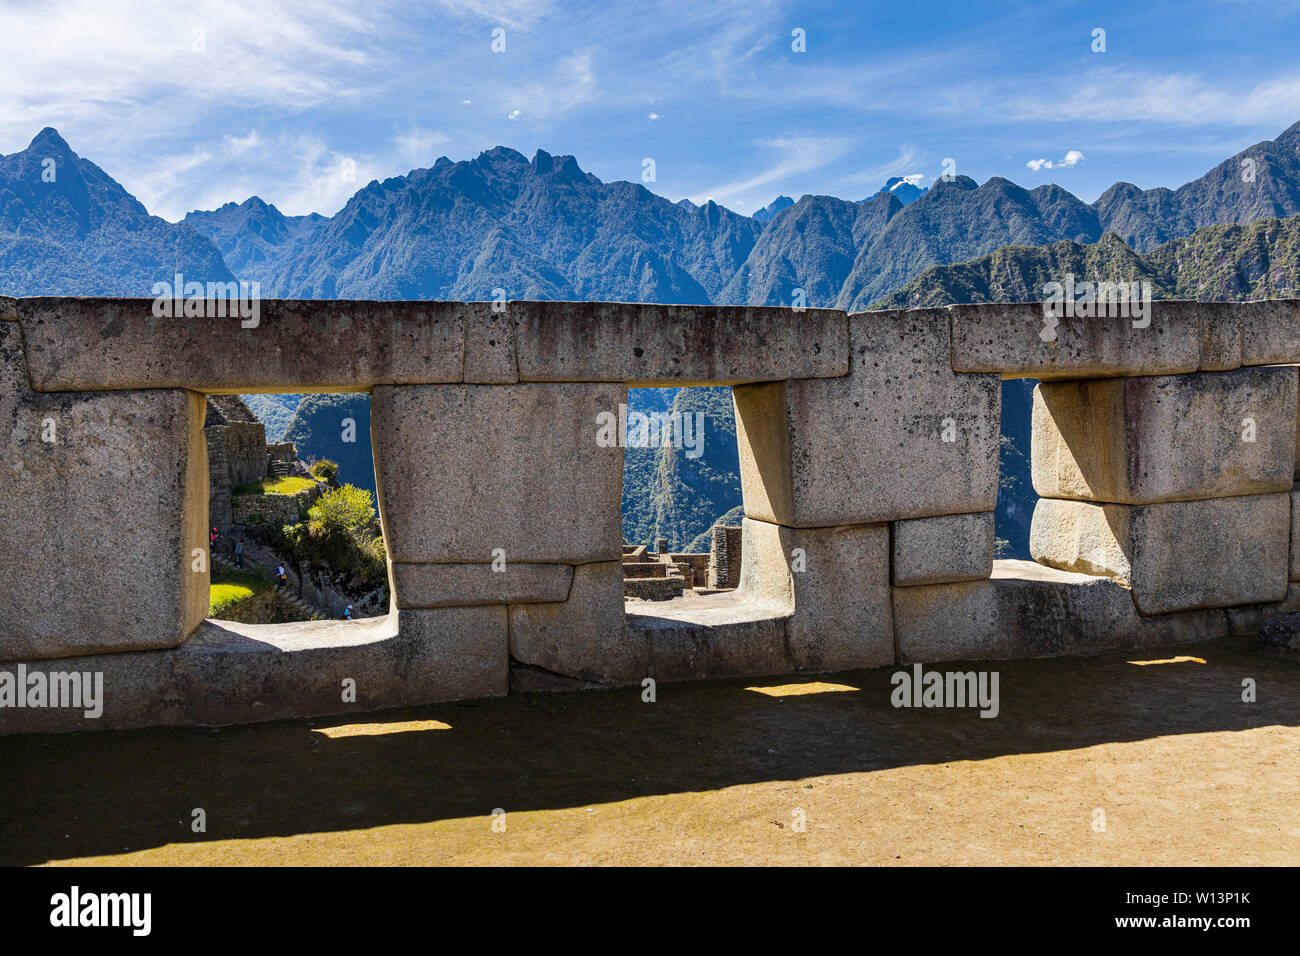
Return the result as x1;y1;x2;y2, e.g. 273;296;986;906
965;68;1300;128
2;0;1297;222
821;145;924;197
1027;149;1085;172
689;136;852;207
395;128;451;166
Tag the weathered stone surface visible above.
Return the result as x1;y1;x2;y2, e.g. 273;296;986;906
1292;486;1300;582
0;608;507;734
0;297;15;321
738;517;894;670
894;560;1227;663
627;596;795;682
390;562;572;607
509;561;638;683
16;297;472;391
1032;367;1297;504
0;322;208;662
1030;495;1290;614
1255;611;1300;662
892;512;995;586
734;309;1000;527
1295;379;1300;482
372;383;625;563
1225;583;1300;636
950;301;1200;380
1197;301;1243;371
512;300;849;384
1239;298;1300;366
462;308;518;384
1028;499;1130;582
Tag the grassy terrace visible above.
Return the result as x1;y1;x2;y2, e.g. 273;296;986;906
209;567;273;617
232;476;320;497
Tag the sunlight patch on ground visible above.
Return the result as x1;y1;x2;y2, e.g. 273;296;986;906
313;719;452;738
1126;656;1206;666
744;681;860;697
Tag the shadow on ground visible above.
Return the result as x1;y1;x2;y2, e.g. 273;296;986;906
1;633;1296;865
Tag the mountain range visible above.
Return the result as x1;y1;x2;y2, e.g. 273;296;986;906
4;123;1300;552
6;123;1297;310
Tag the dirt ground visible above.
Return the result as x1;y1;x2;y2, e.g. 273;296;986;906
2;633;1297;866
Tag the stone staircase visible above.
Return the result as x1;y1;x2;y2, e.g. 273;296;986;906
211;552;328;621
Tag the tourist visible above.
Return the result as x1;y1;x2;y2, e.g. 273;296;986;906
234;539;245;569
344;605;353;621
277;564;287;587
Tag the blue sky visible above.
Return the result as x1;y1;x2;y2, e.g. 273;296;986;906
3;0;1299;221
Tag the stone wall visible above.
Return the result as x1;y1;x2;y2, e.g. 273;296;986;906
206;421;271;528
708;525;743;589
231;482;321;527
5;295;1300;734
267;442;296;476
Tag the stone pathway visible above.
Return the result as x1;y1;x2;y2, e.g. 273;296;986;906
211;552;328;622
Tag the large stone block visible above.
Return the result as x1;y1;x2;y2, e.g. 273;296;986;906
511;301;849;384
0;323;208;663
1294;379;1300;482
0;608;507;734
1239;298;1300;366
891;512;995;586
734;309;1000;527
1030;495;1290;614
0;297;15;321
16;297;474;391
462;309;518;384
737;517;894;670
508;561;640;684
1197;302;1243;372
179;608;508;725
894;560;1227;663
371;383;625;563
1293;486;1300;582
390;561;572;607
1032;367;1297;504
1256;612;1300;663
1225;583;1300;636
950;301;1200;380
626;601;795;683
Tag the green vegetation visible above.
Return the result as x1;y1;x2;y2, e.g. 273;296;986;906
208;567;272;617
237;394;301;441
685;504;744;553
621;387;741;552
309;459;339;482
232;476;319;497
275;484;387;584
283;394;375;496
873;216;1300;309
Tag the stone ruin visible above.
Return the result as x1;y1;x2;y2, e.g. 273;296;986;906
2;295;1299;733
204;394;308;530
621;529;735;600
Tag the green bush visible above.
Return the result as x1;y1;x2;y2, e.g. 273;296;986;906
274;484;386;583
310;459;339;482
